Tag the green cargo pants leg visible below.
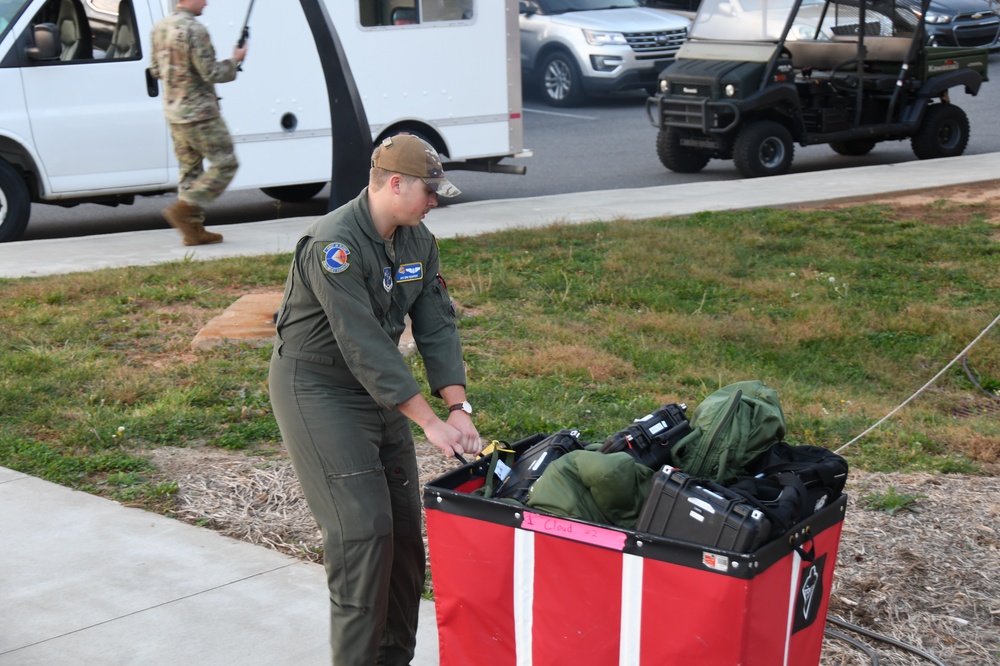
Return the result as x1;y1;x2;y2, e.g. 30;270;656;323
168;116;239;209
268;355;423;665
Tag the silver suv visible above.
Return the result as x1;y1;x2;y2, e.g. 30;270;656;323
520;0;690;106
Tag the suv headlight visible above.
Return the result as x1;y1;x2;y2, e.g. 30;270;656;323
583;29;628;46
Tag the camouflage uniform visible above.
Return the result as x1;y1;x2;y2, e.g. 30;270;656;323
149;7;239;209
269;188;466;664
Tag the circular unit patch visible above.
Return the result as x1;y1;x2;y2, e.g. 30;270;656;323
322;242;351;274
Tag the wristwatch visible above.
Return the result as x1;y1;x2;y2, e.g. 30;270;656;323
448;401;473;415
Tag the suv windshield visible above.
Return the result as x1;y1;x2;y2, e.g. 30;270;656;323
0;0;31;39
536;0;642;13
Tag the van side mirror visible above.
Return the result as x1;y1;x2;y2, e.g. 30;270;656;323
519;2;537;16
25;22;61;61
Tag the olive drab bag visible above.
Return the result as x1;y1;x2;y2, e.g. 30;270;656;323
669;380;786;485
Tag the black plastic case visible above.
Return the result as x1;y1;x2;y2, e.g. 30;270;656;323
636;466;771;552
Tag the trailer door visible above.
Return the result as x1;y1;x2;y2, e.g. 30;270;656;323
19;0;169;195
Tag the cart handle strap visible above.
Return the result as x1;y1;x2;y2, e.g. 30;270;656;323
789;526;816;562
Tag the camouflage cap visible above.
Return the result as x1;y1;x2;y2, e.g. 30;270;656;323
371;134;461;198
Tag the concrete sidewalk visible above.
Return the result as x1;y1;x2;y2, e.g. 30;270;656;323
1;155;998;665
0;466;439;665
2;152;998;279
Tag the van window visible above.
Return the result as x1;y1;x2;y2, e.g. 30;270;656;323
1;0;32;41
359;0;474;27
26;0;139;62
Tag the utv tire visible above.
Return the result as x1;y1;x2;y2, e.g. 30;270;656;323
829;139;876;156
733;120;794;178
0;159;30;243
539;51;586;107
911;104;969;160
260;182;326;202
656;128;711;173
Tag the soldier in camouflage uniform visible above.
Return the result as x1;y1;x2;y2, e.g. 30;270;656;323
269;134;483;665
149;0;246;246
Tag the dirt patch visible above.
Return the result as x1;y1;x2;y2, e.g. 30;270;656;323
792;179;1000;230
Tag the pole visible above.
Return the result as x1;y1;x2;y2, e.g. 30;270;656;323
298;0;371;211
237;0;255;47
235;0;255;71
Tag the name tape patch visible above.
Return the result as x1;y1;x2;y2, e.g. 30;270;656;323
396;262;423;282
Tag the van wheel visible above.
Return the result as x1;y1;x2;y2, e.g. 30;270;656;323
829;139;876;156
733;120;794;178
657;128;710;173
539;51;585;107
0;160;30;243
260;182;326;202
911;104;969;160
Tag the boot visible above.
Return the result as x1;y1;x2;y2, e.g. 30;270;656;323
183;220;224;246
162;200;222;246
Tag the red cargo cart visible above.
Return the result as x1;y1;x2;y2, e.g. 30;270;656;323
424;449;847;666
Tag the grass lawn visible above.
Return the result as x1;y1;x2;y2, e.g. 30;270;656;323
1;201;998;512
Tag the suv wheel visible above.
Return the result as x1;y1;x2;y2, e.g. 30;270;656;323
657;128;711;173
911;104;969;160
0;159;30;243
829;139;876;156
733;120;794;178
539;51;585;107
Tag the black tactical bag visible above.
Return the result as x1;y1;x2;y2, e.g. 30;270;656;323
492;429;587;504
727;442;848;533
598;403;692;469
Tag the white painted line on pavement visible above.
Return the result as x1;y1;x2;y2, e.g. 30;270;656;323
523;106;599;121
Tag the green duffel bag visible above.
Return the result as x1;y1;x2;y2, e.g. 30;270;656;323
669;380;786;485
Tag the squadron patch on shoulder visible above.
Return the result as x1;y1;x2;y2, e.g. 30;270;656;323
383;267;393;292
396;262;423;282
321;242;351;274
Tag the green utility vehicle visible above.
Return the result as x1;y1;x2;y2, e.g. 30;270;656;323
646;0;990;177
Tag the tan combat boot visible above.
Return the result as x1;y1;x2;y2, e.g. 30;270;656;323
184;220;224;246
162;200;223;246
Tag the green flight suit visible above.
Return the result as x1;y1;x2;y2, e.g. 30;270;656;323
268;188;466;665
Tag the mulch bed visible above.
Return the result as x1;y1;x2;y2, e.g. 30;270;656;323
149;444;1000;665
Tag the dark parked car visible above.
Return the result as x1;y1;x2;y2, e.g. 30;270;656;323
914;0;1000;49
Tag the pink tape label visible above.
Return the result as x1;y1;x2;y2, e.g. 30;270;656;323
521;511;627;551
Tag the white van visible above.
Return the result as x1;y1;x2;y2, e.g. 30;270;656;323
0;0;529;242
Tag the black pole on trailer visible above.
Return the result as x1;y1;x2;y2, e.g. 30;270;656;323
299;0;371;211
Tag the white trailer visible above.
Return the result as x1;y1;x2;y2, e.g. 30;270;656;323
0;0;528;242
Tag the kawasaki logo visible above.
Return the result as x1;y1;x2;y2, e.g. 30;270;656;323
928;59;960;73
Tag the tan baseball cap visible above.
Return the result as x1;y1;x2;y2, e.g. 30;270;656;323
371;134;461;198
